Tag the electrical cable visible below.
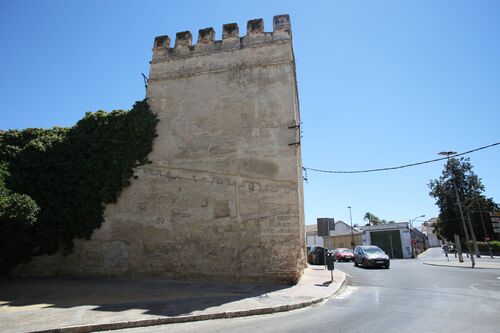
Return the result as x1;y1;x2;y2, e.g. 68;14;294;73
303;141;500;174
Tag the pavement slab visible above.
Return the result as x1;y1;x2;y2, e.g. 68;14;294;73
0;266;345;333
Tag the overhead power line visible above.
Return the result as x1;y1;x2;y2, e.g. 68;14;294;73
303;141;500;174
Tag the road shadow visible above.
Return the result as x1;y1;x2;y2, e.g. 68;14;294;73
314;281;333;287
0;276;288;317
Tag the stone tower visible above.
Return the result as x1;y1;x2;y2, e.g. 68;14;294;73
13;15;305;284
145;15;305;283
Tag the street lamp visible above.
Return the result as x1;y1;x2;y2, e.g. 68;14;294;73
409;214;425;258
409;214;426;229
438;151;475;267
347;206;354;250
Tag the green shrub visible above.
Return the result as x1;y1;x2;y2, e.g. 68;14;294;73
0;192;40;224
0;100;158;273
0;161;41;271
476;241;500;252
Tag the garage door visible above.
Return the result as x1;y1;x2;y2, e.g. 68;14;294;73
370;230;403;259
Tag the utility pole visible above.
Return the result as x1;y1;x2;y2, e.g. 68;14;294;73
439;152;475;268
475;198;489;241
455;191;474;268
454;234;464;262
475;198;494;258
466;209;481;258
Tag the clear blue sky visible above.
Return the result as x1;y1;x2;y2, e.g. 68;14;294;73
1;1;499;228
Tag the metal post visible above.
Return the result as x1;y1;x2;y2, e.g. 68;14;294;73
409;215;425;258
409;219;414;258
454;234;464;262
389;235;395;259
348;206;354;250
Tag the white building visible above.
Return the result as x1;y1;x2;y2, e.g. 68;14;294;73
420;218;442;247
305;220;358;248
361;222;412;259
305;224;323;246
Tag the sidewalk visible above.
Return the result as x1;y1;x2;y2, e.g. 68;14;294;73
0;266;346;333
418;247;500;270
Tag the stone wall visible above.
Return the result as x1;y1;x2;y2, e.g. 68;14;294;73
13;15;306;284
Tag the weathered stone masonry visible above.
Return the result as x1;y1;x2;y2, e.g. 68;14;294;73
13;15;306;284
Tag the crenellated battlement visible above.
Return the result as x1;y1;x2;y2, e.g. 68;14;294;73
152;15;291;60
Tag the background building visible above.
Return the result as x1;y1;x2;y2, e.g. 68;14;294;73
420;218;442;247
305;224;323;247
410;227;428;256
306;221;361;249
361;223;412;259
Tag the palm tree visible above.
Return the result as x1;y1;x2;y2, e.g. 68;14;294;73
364;212;381;226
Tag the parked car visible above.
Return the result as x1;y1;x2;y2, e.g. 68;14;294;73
353;245;390;269
308;245;326;265
332;248;354;262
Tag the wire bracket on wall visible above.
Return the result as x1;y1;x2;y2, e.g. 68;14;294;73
141;73;149;90
302;166;308;183
288;121;301;146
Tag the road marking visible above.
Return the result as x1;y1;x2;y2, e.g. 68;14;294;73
470;284;480;290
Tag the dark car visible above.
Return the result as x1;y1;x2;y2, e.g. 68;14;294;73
308;245;326;265
353;245;390;269
332;248;354;262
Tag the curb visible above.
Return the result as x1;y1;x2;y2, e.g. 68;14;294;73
417;248;432;260
422;262;500;270
34;271;347;333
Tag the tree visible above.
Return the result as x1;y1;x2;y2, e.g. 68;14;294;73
0;161;40;272
364;212;382;226
0;100;158;274
428;157;498;242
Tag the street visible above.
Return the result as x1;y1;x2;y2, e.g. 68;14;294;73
115;259;500;333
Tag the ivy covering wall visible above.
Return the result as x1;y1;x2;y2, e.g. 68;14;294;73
0;100;158;274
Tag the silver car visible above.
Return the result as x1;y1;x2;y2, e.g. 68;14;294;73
354;245;390;269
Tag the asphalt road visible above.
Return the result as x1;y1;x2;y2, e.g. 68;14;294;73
114;260;500;333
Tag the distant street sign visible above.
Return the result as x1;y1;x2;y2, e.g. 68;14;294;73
317;218;335;237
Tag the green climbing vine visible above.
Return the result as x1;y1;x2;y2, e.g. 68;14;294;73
0;100;158;273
